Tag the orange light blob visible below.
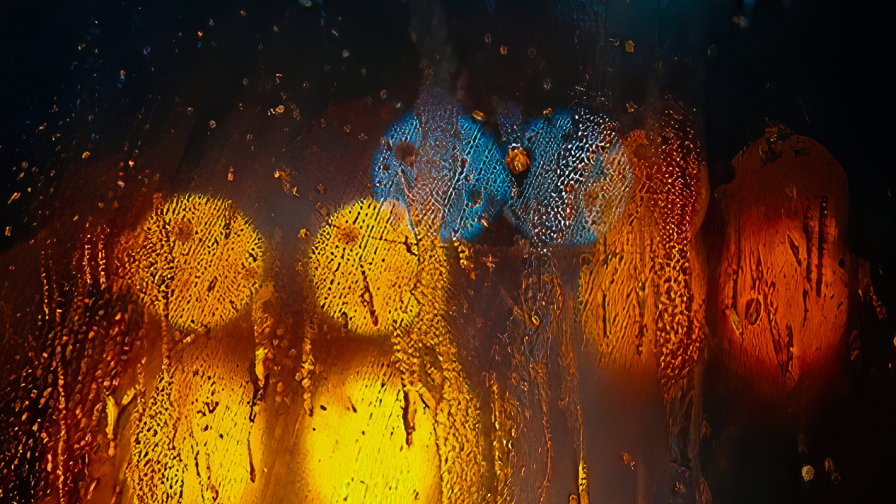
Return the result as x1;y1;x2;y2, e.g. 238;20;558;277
120;194;265;330
309;198;420;335
505;144;530;174
716;128;849;395
578;103;709;397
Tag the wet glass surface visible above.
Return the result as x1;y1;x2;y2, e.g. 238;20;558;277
1;1;894;503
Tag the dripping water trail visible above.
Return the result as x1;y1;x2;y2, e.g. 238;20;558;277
816;196;828;298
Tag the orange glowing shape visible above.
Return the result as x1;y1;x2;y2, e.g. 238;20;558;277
717;128;849;395
578;103;709;397
125;336;259;504
309;198;420;335
505;144;530;175
120;194;265;330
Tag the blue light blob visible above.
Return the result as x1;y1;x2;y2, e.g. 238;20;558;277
506;109;626;247
372;87;514;242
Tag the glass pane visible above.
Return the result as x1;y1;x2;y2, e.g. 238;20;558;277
1;1;892;503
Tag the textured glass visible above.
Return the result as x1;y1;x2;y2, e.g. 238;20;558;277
1;1;893;504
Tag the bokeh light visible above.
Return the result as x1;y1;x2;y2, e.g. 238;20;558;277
309;197;420;335
120;194;265;331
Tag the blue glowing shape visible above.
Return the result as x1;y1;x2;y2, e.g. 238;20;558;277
372;87;514;242
506;109;627;247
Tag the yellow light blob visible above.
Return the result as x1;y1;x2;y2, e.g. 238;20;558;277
310;198;420;335
391;230;483;504
309;198;483;502
126;371;185;504
125;339;259;504
300;351;441;504
177;353;256;503
121;194;265;330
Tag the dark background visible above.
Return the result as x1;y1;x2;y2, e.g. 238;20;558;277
1;0;893;502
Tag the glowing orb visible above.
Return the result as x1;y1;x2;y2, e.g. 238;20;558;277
121;194;264;330
578;102;708;398
717;129;849;396
508;108;621;246
299;350;440;504
372;85;514;242
310;198;420;335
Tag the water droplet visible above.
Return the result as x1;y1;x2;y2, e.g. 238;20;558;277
802;465;815;481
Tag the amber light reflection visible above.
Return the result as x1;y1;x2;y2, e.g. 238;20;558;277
716;129;850;399
309;197;482;503
298;346;441;504
119;194;265;331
